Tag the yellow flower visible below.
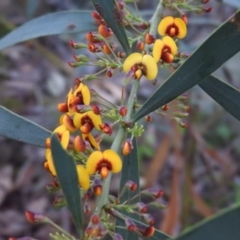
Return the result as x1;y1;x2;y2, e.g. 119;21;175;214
76;165;90;190
86;150;122;178
67;83;91;114
73;111;102;134
152;36;178;63
158;16;187;39
123;53;158;81
44;125;70;176
82;133;100;150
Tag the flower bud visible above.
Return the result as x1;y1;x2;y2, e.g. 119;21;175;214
142;188;164;199
91;214;100;225
106;68;114;77
145;33;156;45
69;40;87;49
25;211;47;224
83;202;91;215
125;218;136;231
137;225;155;237
99;123;112;135
91;104;101;115
125;180;138;192
52;195;67;209
137;41;145;51
57;102;68;113
98;24;113;38
93;178;103;196
142;213;154;225
119;106;127;117
182;14;188;25
122;139;133;156
46;180;60;192
88;43;101;53
204;7;212;12
61;114;77;132
136;202;148;213
117;51;126;58
145;115;152;122
102;44;112;55
74;135;86;152
162;104;169;111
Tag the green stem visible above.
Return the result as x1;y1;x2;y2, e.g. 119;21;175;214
95;0;163;215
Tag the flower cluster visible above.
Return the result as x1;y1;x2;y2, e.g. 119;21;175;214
44;79;122;192
123;16;187;81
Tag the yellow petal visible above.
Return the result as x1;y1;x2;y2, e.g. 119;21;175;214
61;130;70;149
46;149;57;176
142;55;158;80
103;150;122;173
81;85;91;105
174;18;187;39
76;165;90;190
83;133;100;150
162;36;178;56
53;125;67;134
152;39;164;63
88;111;102;130
73;83;83;96
86;151;103;175
158;16;174;36
123;53;142;73
73;113;82;128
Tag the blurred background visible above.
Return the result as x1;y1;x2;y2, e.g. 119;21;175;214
0;0;240;239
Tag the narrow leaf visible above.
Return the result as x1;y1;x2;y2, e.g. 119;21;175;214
0;11;96;50
199;75;240;121
131;10;240;122
0;106;51;147
116;137;140;240
169;203;240;240
92;0;131;55
51;134;83;237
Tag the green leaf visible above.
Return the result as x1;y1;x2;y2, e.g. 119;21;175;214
120;213;172;240
51;134;83;237
0;10;96;50
116;137;140;240
169;203;240;240
199;75;240;121
91;0;131;55
131;10;240;122
0;106;51;147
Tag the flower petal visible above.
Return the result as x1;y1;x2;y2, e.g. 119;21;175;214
142;55;158;80
83;133;100;150
158;16;174;36
88;111;102;130
61;130;70;149
73;83;83;96
102;149;122;173
81;85;91;105
46;149;56;176
53;125;67;134
152;39;164;63
162;36;178;56
86;151;103;175
174;18;187;39
73;113;82;128
77;165;90;190
123;53;142;73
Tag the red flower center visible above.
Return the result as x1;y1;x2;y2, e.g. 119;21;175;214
166;24;179;37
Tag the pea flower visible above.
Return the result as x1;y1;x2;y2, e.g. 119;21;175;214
86;150;122;178
152;36;178;63
158;16;187;39
82;133;100;150
45;125;70;176
123;53;158;81
76;165;90;190
73;111;102;134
